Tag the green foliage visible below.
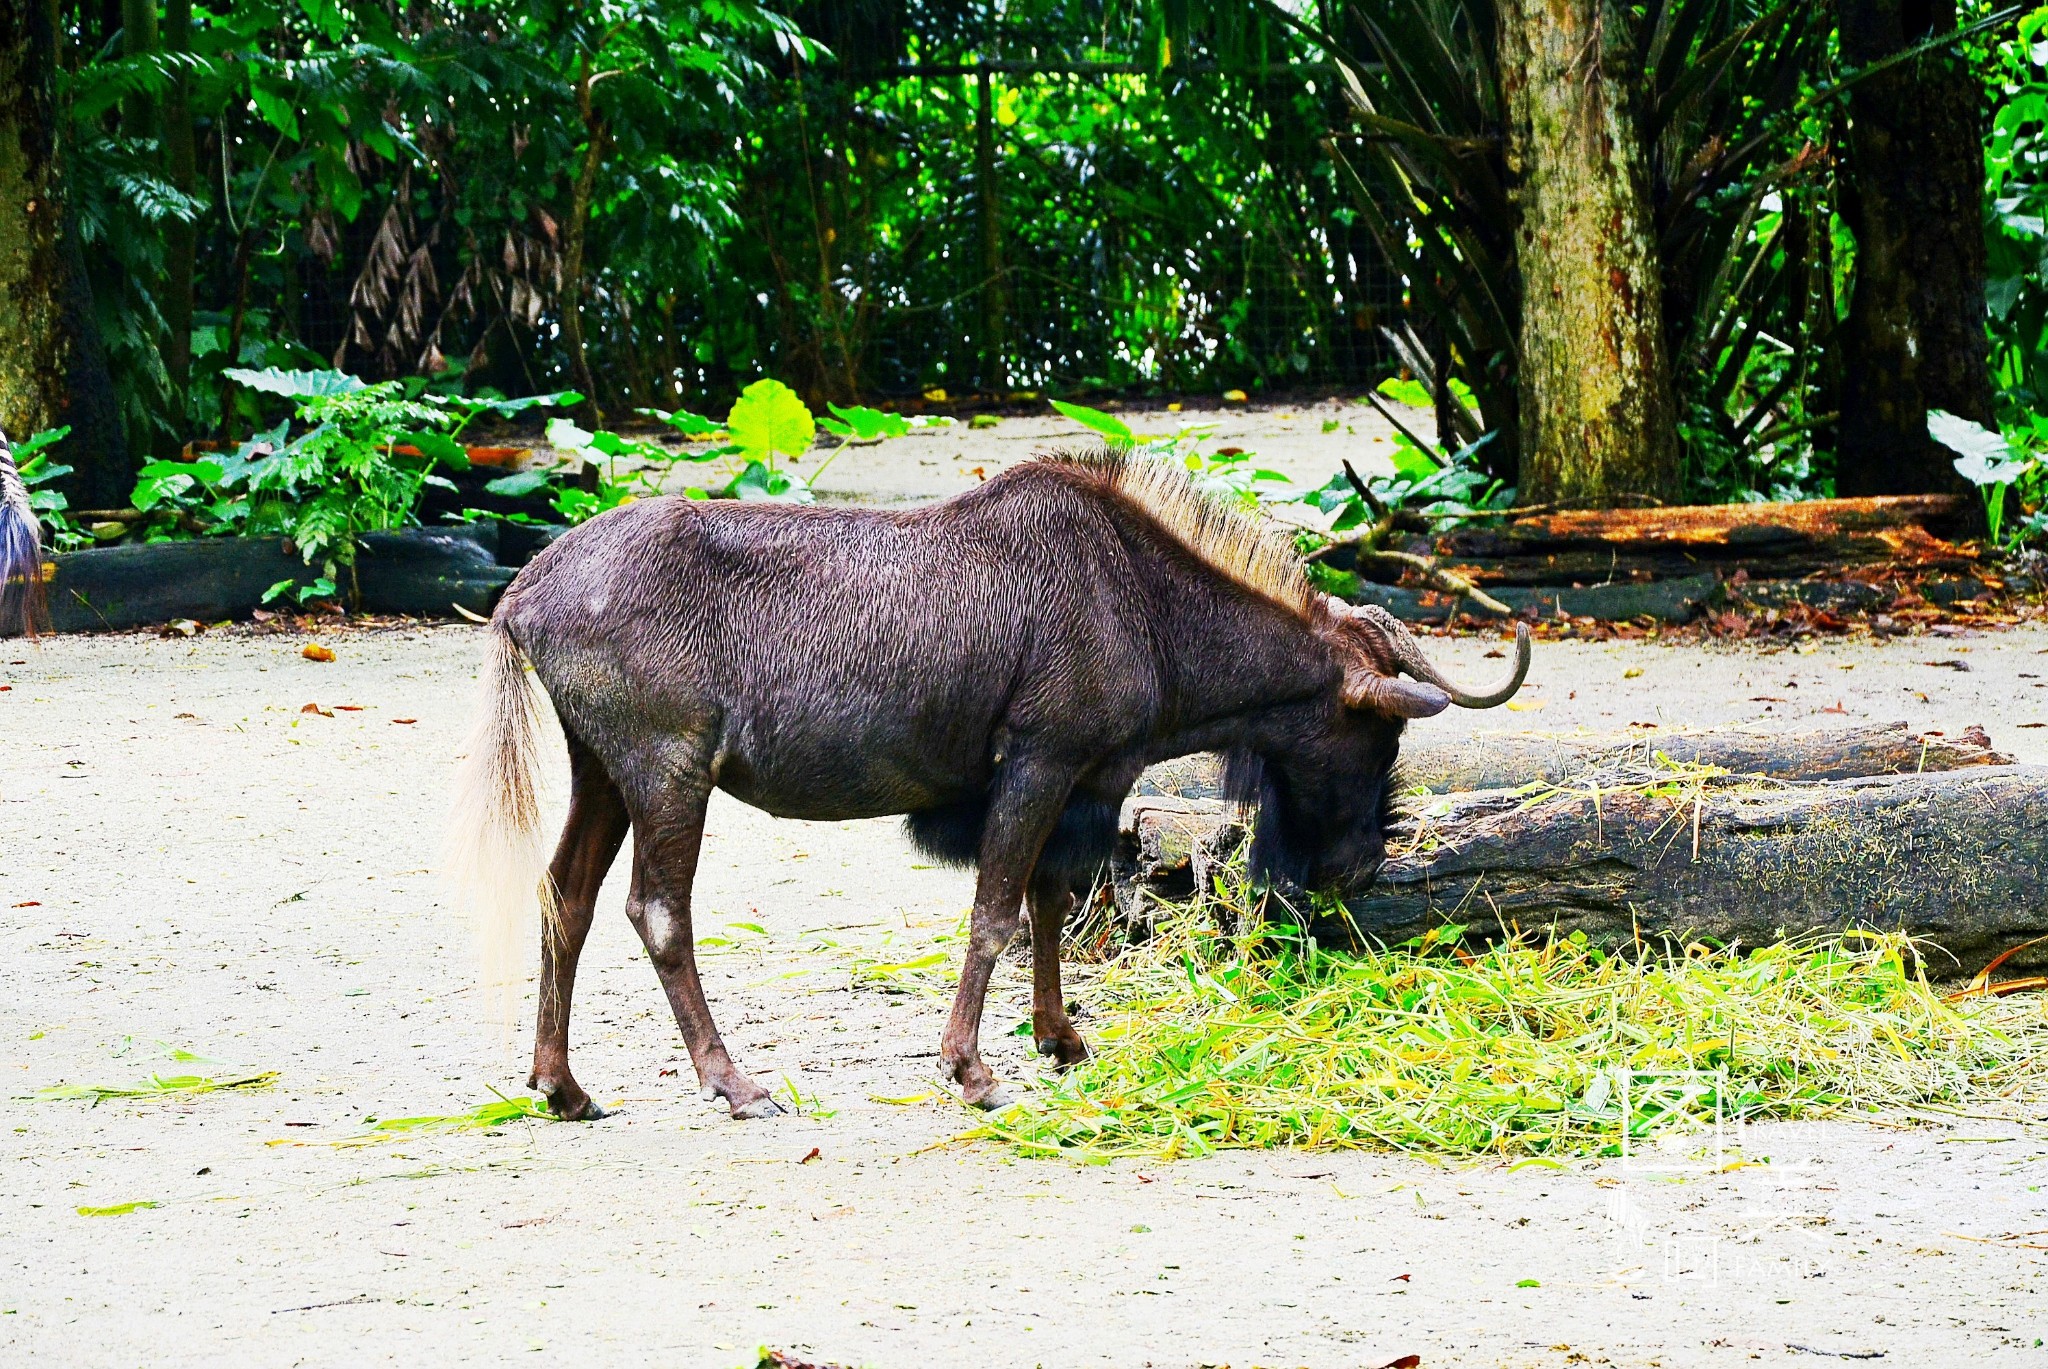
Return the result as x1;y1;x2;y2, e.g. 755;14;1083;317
1289;0;2002;501
1050;399;1135;445
16;427;84;550
1986;7;2048;424
208;370;470;584
725;379;816;468
972;901;2048;1159
1928;408;2047;547
488;382;930;521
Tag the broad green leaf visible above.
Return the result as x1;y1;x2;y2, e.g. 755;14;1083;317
1049;399;1133;441
545;417;597;453
401;432;468;468
1929;411;2029;486
820;403;912;441
138;459;224;484
451;391;581;418
249;84;300;139
639;405;725;438
1376;377;1433;409
1389;438;1441;482
19;457;73;487
224;367;365;399
485;471;553;498
725;460;813;503
725;379;815;462
11;426;71;460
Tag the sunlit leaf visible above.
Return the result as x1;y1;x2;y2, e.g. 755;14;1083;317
223;367;365;399
1929;411;2029;486
1049;399;1133;442
725;379;815;463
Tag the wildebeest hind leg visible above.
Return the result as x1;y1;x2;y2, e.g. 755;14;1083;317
621;760;782;1121
529;737;629;1120
1026;867;1088;1069
940;761;1073;1108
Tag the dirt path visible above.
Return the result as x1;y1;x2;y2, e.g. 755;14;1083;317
4;620;2045;1368
637;396;1427;508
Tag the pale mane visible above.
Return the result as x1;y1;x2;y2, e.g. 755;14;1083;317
1054;449;1318;620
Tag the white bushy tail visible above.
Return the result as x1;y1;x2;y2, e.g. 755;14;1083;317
0;429;44;637
445;623;555;1029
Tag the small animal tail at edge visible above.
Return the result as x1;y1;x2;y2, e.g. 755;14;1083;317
0;428;45;639
444;616;555;1032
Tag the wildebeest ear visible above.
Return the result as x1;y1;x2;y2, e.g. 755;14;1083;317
1341;668;1450;719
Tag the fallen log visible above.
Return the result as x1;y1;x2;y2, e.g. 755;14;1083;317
1348;766;2048;976
1423;495;1979;588
1393;721;2009;793
1111;728;2046;975
1125;721;2009;805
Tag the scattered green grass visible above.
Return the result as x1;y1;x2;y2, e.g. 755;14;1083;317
75;1200;160;1217
973;900;2048;1161
33;1068;277;1104
366;1095;550;1133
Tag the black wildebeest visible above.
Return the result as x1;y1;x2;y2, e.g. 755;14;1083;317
450;449;1529;1119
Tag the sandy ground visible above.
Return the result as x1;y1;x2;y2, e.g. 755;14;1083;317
5;409;2048;1366
631;396;1429;508
4;619;2046;1369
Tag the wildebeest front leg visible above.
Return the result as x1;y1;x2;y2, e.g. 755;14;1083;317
941;765;1071;1108
529;738;629;1121
1027;867;1088;1069
622;767;781;1120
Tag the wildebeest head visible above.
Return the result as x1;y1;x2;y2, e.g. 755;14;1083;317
1233;599;1531;892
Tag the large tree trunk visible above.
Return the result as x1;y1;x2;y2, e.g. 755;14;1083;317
1836;0;1996;496
160;0;197;426
975;66;1006;398
1496;0;1680;509
560;63;606;434
0;0;128;507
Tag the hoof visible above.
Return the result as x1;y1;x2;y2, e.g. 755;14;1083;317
533;1079;605;1121
729;1094;785;1121
1035;1035;1090;1069
540;1090;598;1123
964;1082;1015;1111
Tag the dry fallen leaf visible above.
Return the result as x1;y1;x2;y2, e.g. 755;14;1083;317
1948;935;2048;1001
1822;701;1849;714
1505;699;1545;712
300;702;333;717
799;1147;821;1164
335;705;364;712
302;643;335;663
1623;667;1643;678
391;718;417;725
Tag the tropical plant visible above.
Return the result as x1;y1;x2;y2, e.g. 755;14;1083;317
485;378;940;522
1985;5;2048;426
1928;408;2048;548
14;427;84;550
199;366;568;601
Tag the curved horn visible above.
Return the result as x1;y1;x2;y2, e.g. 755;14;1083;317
1354;604;1531;709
